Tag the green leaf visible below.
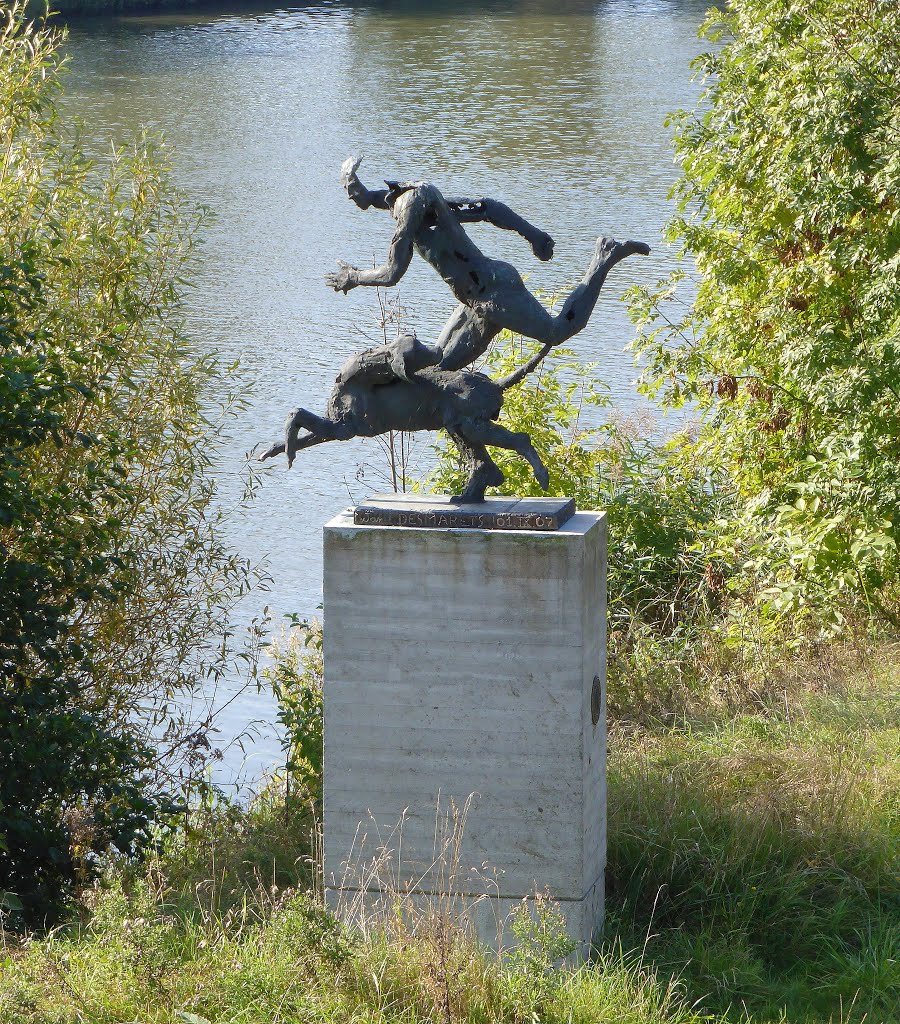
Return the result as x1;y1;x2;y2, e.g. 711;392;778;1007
0;891;23;912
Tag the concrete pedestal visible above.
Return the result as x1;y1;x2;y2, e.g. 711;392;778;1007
322;505;607;954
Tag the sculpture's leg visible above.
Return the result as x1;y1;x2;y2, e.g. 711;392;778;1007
284;407;355;466
434;303;500;371
551;238;650;342
259;432;329;462
458;417;550;491
388;333;442;381
458;459;505;503
285;406;346;440
337;334;441;389
488;238;650;346
447;428;504;503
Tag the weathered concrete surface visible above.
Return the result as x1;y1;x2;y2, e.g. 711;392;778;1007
323;509;607;954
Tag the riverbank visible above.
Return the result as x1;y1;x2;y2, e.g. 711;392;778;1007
34;0;210;15
1;646;896;1024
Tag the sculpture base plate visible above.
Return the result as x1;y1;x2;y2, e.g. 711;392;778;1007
353;493;575;531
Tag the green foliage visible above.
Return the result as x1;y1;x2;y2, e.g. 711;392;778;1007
148;782;317;923
0;6;260;926
0;6;163;928
0;865;703;1024
629;0;900;627
598;426;747;721
266;619;324;810
505;892;576;988
599;425;731;636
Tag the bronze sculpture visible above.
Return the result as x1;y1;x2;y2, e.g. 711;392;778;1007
261;158;650;503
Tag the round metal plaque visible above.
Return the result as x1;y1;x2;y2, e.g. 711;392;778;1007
591;674;602;726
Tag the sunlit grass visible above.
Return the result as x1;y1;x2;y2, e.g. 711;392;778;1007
0;654;896;1024
604;659;899;1022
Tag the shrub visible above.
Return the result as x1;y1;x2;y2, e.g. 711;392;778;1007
0;5;259;926
629;0;900;629
266;619;324;811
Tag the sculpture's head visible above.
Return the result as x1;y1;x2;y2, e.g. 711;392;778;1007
383;180;416;209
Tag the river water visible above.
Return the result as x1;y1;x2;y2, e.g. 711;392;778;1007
61;0;710;787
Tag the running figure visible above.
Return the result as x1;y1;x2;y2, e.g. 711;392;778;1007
325;156;650;377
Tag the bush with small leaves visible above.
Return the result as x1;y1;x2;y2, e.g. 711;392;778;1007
0;5;260;926
628;0;900;630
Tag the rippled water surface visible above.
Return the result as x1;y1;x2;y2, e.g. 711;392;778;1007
61;0;710;783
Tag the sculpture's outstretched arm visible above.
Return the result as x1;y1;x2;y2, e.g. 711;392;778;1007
451;197;555;261
340;155;390;211
325;186;426;293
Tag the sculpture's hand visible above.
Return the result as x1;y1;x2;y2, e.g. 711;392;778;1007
531;231;555;262
340;154;364;187
325;260;359;294
340;155;372;209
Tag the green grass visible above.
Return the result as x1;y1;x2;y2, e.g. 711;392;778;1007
0;656;896;1024
603;663;899;1022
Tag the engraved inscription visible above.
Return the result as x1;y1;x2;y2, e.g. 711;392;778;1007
353;508;564;531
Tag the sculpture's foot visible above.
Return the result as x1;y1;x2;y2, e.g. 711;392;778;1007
283;406;345;466
592;236;651;269
617;237;651;258
260;429;331;463
284;408;304;467
455;460;505;504
592;236;616;268
259;440;286;461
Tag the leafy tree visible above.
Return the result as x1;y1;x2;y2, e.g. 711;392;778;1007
0;228;162;927
0;6;259;924
629;0;900;626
